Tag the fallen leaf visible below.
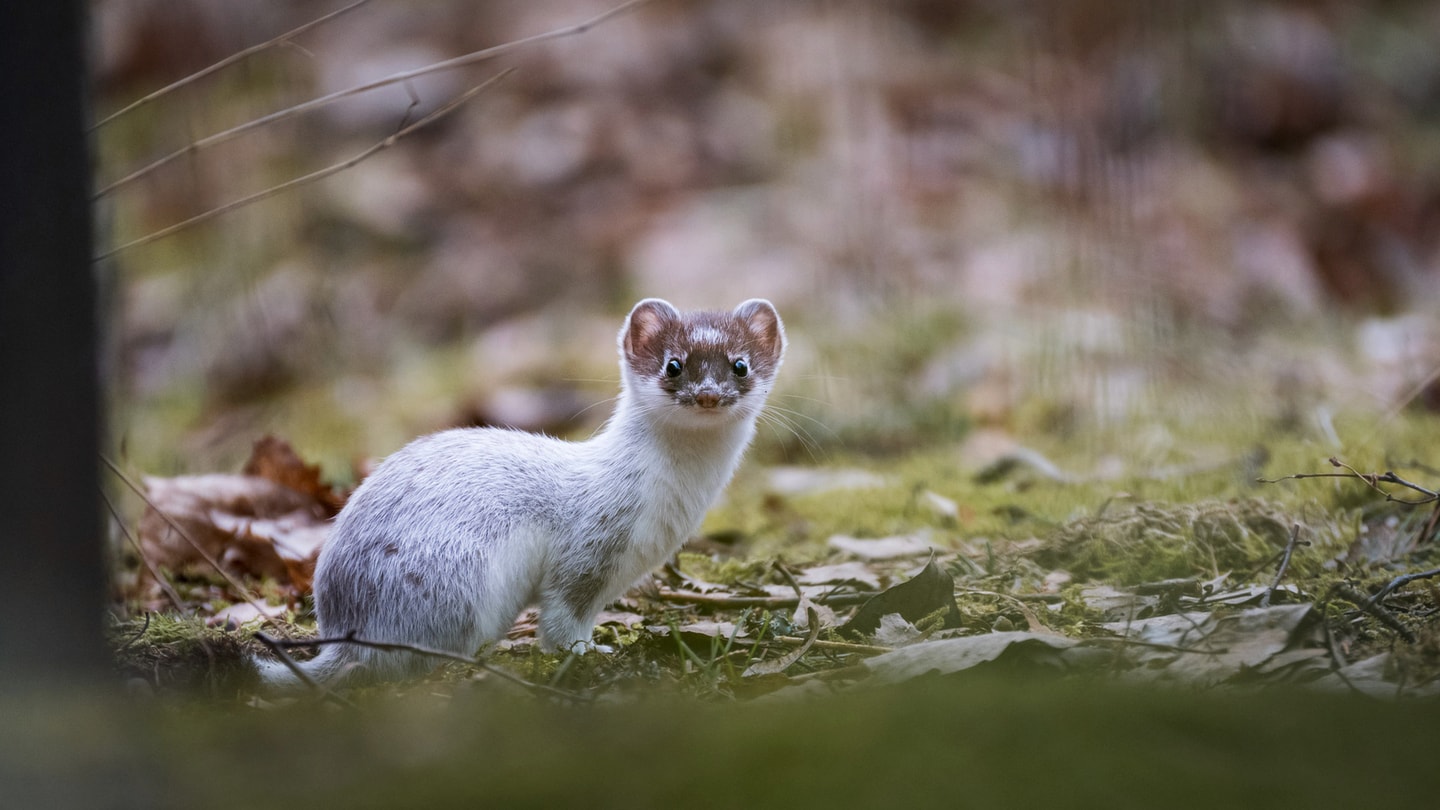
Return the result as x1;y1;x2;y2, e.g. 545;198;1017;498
872;613;924;648
839;560;962;638
790;590;837;631
766;467;888;497
1078;585;1158;622
646;622;748;645
242;435;347;516
795;562;883;590
921;490;959;522
137;473;333;595
595;610;644;628
1102;603;1323;686
828;531;940;561
861;632;1082;686
207;601;287;628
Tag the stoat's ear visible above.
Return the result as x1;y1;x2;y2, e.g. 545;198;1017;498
622;298;681;357
733;299;786;361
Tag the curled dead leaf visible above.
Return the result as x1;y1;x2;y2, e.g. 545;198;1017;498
137;473;331;596
242;434;348;516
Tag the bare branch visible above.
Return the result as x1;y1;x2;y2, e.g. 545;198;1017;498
253;632;357;708
92;0;374;130
1257;456;1439;505
1365;567;1440;609
95;0;650;198
96;69;513;260
1333;584;1417;644
1260;523;1305;609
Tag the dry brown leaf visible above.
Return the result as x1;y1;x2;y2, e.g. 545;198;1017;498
242;434;347;516
860;632;1082;686
796;562;883;590
208;601;288;628
827;531;940;561
137;473;331;595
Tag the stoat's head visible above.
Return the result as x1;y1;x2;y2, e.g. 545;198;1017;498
618;298;786;428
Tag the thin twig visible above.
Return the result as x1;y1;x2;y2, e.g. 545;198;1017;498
269;631;588;702
115;613;153;652
253;632;322;690
653;589;876;609
773;561;804;599
744;607;822;677
97;70;513;259
1261;523;1305;609
253;632;357;708
101;487;187;613
1335;584;1417;643
771;635;891;656
1258;456;1439;505
1365;567;1440;609
92;0;374;130
95;0;650;198
1418;501;1440;548
99;454;287;636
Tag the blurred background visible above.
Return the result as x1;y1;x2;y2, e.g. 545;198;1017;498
93;0;1440;481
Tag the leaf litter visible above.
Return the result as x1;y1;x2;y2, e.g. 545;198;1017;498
107;441;1440;703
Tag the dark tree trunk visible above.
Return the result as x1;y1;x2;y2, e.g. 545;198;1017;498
0;1;106;684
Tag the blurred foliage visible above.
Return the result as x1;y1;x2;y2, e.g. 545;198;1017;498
92;0;1440;479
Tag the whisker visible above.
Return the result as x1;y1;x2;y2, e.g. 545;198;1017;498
766;404;838;436
569;395;619;422
757;408;828;461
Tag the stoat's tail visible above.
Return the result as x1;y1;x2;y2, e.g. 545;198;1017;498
254;645;355;692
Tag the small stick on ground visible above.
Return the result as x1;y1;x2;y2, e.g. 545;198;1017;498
1259;457;1439;506
744;607;823;677
1261;523;1305;609
653;589;875;609
771;636;891;656
1365;567;1440;610
1334;584;1417;644
268;631;588;702
253;632;355;708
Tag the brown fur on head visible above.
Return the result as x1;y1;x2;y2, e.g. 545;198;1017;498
620;298;786;418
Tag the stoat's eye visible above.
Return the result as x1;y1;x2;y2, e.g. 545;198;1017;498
732;358;749;377
664;358;683;378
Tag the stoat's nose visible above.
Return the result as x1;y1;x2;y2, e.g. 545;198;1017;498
695;391;720;409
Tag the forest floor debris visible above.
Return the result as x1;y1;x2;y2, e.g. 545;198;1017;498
106;436;1440;704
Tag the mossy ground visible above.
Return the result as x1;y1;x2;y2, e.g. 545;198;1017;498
106;403;1440;702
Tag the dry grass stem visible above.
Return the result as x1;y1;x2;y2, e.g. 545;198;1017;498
95;0;650;198
96;70;513;259
91;0;374;130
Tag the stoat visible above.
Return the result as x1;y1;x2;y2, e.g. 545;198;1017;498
257;298;786;688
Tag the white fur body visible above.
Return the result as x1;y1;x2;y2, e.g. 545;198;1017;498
257;299;783;688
